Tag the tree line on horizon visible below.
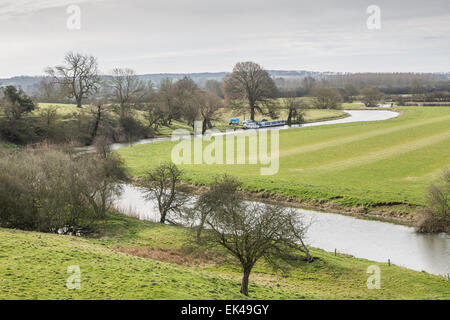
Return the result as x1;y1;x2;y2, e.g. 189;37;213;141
0;53;322;146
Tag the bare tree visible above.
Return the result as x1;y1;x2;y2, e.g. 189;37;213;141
80;143;128;218
200;201;311;296
156;78;179;125
87;96;108;143
175;77;200;128
360;88;383;107
197;91;223;134
37;106;59;143
36;77;66;102
144;100;165;132
416;169;450;233
108;68;146;116
142;162;187;224
222;62;278;121
188;175;242;242
311;85;343;109
192;176;311;296
204;79;224;98
142;80;166;132
284;98;305;126
46;52;100;108
281;91;307;125
411;79;426;102
299;76;316;94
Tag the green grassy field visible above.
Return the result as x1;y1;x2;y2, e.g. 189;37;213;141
36;103;81;116
117;107;450;212
0;212;448;300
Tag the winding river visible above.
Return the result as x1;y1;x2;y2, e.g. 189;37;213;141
112;109;450;276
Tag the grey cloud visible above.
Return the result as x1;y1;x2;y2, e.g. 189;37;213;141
0;0;449;77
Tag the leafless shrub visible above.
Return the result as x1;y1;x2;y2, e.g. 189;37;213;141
0;147;127;233
416;169;450;233
360;87;384;107
311;85;343;109
77;151;128;219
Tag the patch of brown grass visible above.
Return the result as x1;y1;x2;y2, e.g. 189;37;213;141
113;245;230;267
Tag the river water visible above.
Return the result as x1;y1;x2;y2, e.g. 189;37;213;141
113;184;450;276
111;109;449;276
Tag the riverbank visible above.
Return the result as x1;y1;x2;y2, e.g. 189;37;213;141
174;181;417;225
0;212;448;299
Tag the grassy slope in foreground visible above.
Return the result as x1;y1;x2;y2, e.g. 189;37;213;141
0;213;448;300
117;107;450;212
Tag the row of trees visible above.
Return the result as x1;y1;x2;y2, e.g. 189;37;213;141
40;53;226;137
275;73;450;97
1;53;228;144
42;56;337;125
222;62;387;118
0;83;147;145
42;57;282;123
325;73;450;95
34;57;288;142
306;85;384;109
2;53;392;146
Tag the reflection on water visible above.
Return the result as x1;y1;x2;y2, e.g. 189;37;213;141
114;185;450;276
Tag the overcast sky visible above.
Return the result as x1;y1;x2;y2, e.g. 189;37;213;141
0;0;449;77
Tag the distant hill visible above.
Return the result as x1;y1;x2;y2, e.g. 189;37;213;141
1;71;448;94
0;76;44;93
0;70;333;94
